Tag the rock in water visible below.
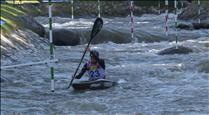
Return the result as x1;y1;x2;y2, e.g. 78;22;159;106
193;22;209;29
158;46;193;55
51;29;80;46
177;22;209;30
177;23;192;30
18;16;45;37
91;29;131;44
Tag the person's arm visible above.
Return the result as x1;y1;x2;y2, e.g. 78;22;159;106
75;46;91;79
75;63;87;79
97;59;105;69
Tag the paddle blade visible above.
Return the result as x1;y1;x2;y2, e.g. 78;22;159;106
90;17;103;39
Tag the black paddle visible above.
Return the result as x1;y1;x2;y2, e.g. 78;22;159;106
67;18;103;89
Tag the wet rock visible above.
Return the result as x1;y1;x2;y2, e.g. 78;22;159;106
47;28;131;45
18;15;45;37
192;22;209;29
177;22;209;30
51;29;80;46
158;46;193;55
197;61;209;73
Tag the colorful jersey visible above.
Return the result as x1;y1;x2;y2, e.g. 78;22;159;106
75;59;106;81
86;61;105;81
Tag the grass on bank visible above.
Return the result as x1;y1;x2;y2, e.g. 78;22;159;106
5;0;39;4
1;4;25;35
0;4;41;35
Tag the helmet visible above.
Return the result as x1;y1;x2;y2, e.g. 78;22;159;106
90;50;99;58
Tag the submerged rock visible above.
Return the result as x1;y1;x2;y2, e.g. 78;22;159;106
197;61;209;73
158;46;193;55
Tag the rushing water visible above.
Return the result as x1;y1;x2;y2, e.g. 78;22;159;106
1;14;209;115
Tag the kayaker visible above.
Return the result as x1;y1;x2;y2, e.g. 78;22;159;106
75;48;105;81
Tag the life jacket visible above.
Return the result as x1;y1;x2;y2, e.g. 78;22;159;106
86;60;105;81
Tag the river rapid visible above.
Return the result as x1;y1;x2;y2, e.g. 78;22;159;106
1;14;209;115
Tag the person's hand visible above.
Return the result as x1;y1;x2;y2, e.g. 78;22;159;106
85;47;90;52
75;75;80;79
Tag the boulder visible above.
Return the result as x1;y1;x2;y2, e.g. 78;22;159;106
192;22;209;29
51;29;80;46
91;28;131;44
18;15;45;37
177;22;209;30
158;46;193;55
177;23;192;30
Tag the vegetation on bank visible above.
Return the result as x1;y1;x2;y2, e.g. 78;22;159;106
3;0;39;4
1;4;24;35
0;4;41;35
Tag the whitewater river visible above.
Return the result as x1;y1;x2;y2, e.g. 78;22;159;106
1;14;209;114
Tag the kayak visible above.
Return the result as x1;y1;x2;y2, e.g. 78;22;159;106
72;79;117;90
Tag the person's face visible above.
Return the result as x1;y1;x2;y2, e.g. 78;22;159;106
90;56;97;63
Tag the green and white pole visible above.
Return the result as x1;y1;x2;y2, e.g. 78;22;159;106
174;0;178;49
198;0;201;23
48;0;55;92
98;0;101;17
71;0;74;19
158;0;161;14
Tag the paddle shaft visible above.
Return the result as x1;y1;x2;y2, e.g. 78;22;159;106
67;38;93;89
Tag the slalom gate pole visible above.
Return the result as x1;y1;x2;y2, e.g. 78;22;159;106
158;0;161;14
71;0;74;19
165;0;169;36
174;0;178;49
48;0;55;92
98;0;101;17
198;0;201;23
